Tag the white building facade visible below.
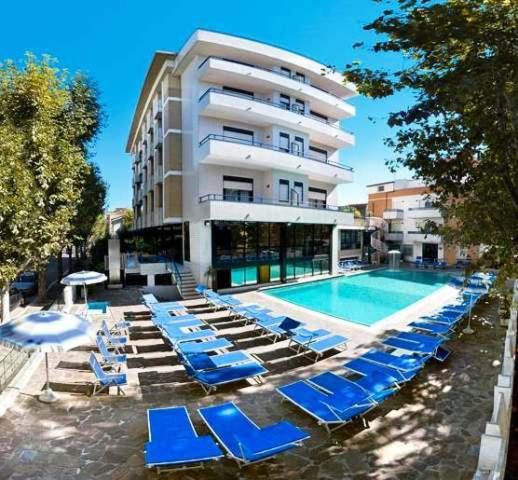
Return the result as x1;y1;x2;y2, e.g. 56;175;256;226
126;30;357;289
367;179;474;264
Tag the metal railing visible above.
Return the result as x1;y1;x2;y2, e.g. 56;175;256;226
198;88;353;135
199;134;353;172
197;56;348;102
0;346;30;393
384;208;404;213
199;193;355;213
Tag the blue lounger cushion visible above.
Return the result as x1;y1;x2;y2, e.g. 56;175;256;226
183;351;252;370
361;350;425;372
142;293;159;304
164;329;217;344
145;406;223;467
199;402;308;463
383;337;450;361
154;317;203;329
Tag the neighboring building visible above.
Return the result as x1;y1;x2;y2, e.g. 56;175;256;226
367;179;475;264
107;208;129;238
126;29;358;289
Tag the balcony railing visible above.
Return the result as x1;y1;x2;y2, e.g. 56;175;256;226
199;134;353;172
198;88;353;135
197;56;348;102
199;193;353;213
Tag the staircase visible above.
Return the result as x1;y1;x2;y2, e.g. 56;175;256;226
370;226;388;264
168;262;202;300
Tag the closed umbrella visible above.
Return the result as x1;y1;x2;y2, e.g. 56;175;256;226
0;311;94;403
61;271;107;306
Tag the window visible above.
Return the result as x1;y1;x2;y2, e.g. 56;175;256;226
223;126;254;144
377;185;385;192
309;146;328;162
293;182;304;205
308;187;327;208
280;94;291;110
223;176;253;202
402;244;414;258
222;86;254;98
183;222;190;261
340;230;362;250
293;71;306;83
279;132;290;152
280;67;291;77
279;179;290;202
292;98;305;113
310;110;328;122
292;136;304;156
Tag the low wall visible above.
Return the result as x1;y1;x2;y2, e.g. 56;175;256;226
473;280;517;479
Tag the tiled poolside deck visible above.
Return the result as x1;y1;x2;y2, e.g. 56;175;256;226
0;284;506;480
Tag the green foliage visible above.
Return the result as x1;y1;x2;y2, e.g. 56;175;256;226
0;53;102;291
344;0;518;278
71;162;107;246
121;209;134;232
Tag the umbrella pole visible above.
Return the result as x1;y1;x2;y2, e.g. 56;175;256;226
38;352;58;403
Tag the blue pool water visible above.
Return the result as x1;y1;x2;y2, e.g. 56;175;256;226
264;269;453;326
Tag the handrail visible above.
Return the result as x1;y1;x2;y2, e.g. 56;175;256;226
197;55;347;102
199;193;354;213
384;208;404;212
198;88;354;136
199;134;354;172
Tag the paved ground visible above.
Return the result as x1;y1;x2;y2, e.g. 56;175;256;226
0;279;507;480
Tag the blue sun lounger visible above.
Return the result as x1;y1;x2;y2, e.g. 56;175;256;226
161;324;217;345
421;310;464;327
177;338;233;355
152;314;203;330
396;331;444;349
144;406;223;470
89;353;127;396
383;336;451;362
345;357;416;385
142;293;159;304
149;302;187;315
303;335;348;361
96;335;127;367
289;328;332;351
260;317;305;343
100;320;127;349
277;379;374;433
180;350;256;370
360;349;426;373
199;402;309;464
184;360;268;394
409;321;453;336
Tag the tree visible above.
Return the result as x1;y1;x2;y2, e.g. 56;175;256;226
343;0;518;281
121;209;134;233
0;54;102;305
69;161;107;269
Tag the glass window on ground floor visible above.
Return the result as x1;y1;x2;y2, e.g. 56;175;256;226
340;229;362;250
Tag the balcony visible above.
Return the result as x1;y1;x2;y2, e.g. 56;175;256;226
407;207;441;219
406;231;442;243
198;88;354;149
198;134;353;184
198;56;355;120
199;194;354;225
154;165;163;183
385;232;404;242
383;209;404;220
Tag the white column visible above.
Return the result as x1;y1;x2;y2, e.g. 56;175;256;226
331;226;339;275
147;274;155;286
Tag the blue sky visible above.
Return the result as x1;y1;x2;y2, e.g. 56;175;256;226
0;0;413;209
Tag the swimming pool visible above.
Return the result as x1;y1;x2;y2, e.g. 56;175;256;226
264;269;453;326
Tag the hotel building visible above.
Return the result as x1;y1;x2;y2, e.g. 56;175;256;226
367;179;475;264
126;30;357;289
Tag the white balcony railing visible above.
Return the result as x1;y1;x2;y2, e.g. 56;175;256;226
383;209;404;220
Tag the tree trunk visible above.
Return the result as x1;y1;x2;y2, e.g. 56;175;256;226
0;287;10;324
57;250;63;279
37;267;47;304
66;246;73;273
